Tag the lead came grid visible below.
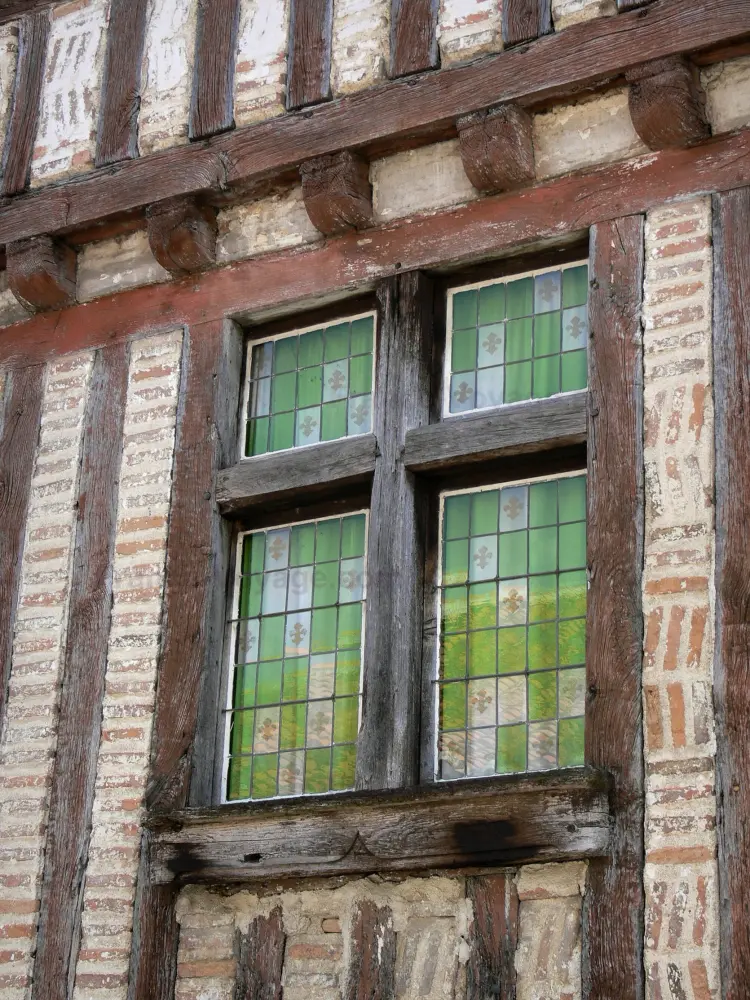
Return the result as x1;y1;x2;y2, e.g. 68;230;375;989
446;263;588;416
224;513;367;801
437;474;586;778
245;314;376;456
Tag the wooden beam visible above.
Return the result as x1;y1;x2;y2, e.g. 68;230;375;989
235;909;286;1000
1;127;750;371
148;769;612;885
0;0;746;247
713;186;750;1000
502;0;552;48
583;215;645;1000
466;876;519;1000
146;196;218;276
300;151;373;236
6;235;76;313
1;11;49;196
189;0;241;140
618;0;653;8
403;392;587;473
216;434;378;515
287;0;333;110
457;105;535;194
390;0;440;78
95;0;148;166
32;342;129;1000
627;56;709;150
346;902;396;1000
0;0;57;24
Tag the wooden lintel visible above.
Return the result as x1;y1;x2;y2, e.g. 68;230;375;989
457;104;534;194
300;151;373;236
6;235;76;313
626;57;710;150
147;196;218;276
147;768;612;885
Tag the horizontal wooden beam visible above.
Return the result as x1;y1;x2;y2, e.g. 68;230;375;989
0;0;746;248
147;768;611;885
0;1;56;24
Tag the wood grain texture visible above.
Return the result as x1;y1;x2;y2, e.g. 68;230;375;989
0;364;43;731
618;0;653;8
147;195;218;275
1;11;49;196
502;0;552;47
32;343;128;1000
234;908;286;1000
95;0;148;166
713;187;750;1000
582;216;645;1000
627;56;709;150
128;850;178;1000
287;0;333;110
300;151;373;236
148;769;611;884
0;0;746;247
457;104;534;193
346;902;396;1000
390;0;439;77
466;876;519;1000
6;235;76;313
190;0;241;139
356;272;432;790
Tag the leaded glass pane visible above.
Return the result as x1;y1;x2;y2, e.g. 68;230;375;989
224;512;367;801
436;473;586;779
244;314;376;456
445;263;588;416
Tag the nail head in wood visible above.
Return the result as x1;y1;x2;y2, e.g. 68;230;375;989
457;105;535;193
7;235;76;312
147;196;218;275
626;57;709;150
300;151;373;236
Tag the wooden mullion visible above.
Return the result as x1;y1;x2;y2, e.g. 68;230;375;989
502;0;552;48
583;216;645;1000
390;0;440;77
287;0;333;110
95;0;148;166
1;10;49;196
189;0;241;140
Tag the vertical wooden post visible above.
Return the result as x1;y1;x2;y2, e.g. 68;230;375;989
1;11;49;195
502;0;552;48
189;0;241;139
466;875;519;1000
390;0;440;77
345;902;396;1000
234;909;286;1000
287;0;333;110
95;0;149;165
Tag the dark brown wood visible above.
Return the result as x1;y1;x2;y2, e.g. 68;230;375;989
128;850;178;1000
6;235;76;313
390;0;439;77
618;0;653;8
148;769;611;885
466;875;519;1000
627;56;709;150
147;196;218;275
502;0;551;47
217;434;378;515
287;0;333;110
32;343;129;1000
0;364;43;730
346;902;396;1000
0;0;746;248
95;0;148;166
457;104;535;193
300;151;373;235
583;216;645;1000
1;11;49;196
713;187;750;1000
404;391;587;473
234;909;286;1000
190;0;241;139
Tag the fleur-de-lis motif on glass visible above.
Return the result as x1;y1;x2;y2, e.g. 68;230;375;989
502;588;525;615
342;569;362;593
454;381;474;404
269;536;287;561
300;414;318;437
473;545;493;569
538;277;558;303
566;314;585;341
469;688;493;714
503;496;524;521
350;402;369;426
259;717;278;741
310;711;329;738
482;331;502;356
289;622;307;646
328;368;346;392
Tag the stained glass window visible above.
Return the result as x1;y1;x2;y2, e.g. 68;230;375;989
224;512;367;801
445;262;588;416
436;473;586;778
244;313;376;456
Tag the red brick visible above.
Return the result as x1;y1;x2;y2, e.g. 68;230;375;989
689;959;711;1000
644;685;664;751
653;235;711;258
687;607;708;669
664;606;685;671
645;577;708;596
653;219;701;240
131;365;177;382
176;960;235;979
647;846;714;863
115;538;166;556
118;514;166;534
667;682;687;748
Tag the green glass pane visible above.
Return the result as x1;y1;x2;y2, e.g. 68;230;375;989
271;371;296;413
445;494;471;540
497;626;526;673
496;724;526;774
257;660;282;706
471;491;499;536
313;562;338;607
270;412;295;452
558;716;585;767
297;367;323;408
259;617;284;661
336;650;361;694
290;524;315;566
442;586;467;633
230;709;254;756
440;682;466;730
505;317;532;362
239;575;262;618
561;351;587;392
311;607;338;653
528;623;557;670
529;526;557;574
350;316;374;355
563;265;588;308
333;696;358;742
451;327;477;373
533;356;560;399
468;582;496;630
280;702;307;750
337;603;362;649
233;662;257;709
534;311;561;357
246;416;269;456
316;519;340;562
324;322;350;361
442;634;467;679
559;476;586;522
332;744;357;790
504;362;532;404
273;336;297;374
444;539;469;586
478;282;506;325
298;328;324;368
349;355;373;396
529;670;557;720
243;534;265;575
498;532;527;578
282;657;309;702
529;481;558;527
559;570;586;619
559;521;586;570
227;755;251;800
252;754;277;799
453;289;477;330
341;514;366;559
321;400;347;441
529;574;557;622
506;277;533;318
468;629;496;676
559;618;585;666
305;747;331;793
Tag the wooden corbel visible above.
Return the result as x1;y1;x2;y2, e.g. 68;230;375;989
146;195;218;276
457;105;535;194
300;151;372;236
7;235;77;313
627;57;709;150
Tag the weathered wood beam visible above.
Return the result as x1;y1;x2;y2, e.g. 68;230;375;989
627;56;709;150
6;235;76;313
618;0;653;9
287;0;333;110
0;0;56;24
95;0;148;166
457;104;534;193
189;0;241;140
0;0;746;248
235;909;286;1000
1;11;49;196
390;0;440;77
300;151;373;236
466;876;519;1000
583;215;645;999
346;902;396;1000
502;0;552;47
146;196;218;276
